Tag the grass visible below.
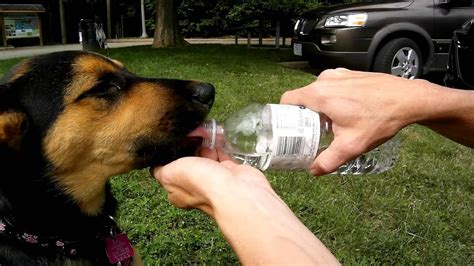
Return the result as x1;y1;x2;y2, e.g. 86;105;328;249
1;45;473;264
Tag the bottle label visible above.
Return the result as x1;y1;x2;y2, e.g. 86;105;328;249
265;104;320;169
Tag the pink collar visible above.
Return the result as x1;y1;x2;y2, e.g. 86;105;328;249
0;216;134;265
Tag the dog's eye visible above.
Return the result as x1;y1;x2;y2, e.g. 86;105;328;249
105;83;121;94
77;82;122;101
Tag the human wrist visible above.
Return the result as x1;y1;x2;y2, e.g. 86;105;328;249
412;80;472;125
396;79;445;126
208;178;278;218
209;182;340;265
210;186;292;259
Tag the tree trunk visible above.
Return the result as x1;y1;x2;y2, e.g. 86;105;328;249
152;0;186;48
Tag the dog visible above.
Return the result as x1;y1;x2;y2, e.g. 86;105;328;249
0;51;215;265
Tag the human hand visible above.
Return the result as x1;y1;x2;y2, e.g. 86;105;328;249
281;68;437;176
152;153;274;218
153;153;339;265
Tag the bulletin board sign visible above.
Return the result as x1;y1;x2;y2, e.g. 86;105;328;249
0;4;45;46
4;14;40;39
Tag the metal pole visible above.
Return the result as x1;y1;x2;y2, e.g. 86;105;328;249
59;0;66;44
140;0;148;38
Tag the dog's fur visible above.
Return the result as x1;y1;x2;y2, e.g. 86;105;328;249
0;51;214;265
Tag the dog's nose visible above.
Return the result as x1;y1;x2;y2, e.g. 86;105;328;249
190;82;215;107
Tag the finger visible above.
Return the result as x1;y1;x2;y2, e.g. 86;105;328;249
220;160;239;168
280;87;307;106
153;157;231;186
280;86;322;110
216;146;232;161
309;139;363;176
220;160;264;177
153;165;168;185
167;190;207;209
199;147;219;160
167;189;213;216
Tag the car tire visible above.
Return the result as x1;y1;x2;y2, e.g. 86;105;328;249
373;38;422;79
308;56;323;69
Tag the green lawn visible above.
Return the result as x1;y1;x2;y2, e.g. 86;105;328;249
1;45;473;264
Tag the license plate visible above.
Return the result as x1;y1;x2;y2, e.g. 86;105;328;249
293;43;302;56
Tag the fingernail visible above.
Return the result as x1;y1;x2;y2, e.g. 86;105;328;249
309;168;319;177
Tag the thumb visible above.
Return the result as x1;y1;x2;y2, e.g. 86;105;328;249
152;166;165;184
280;86;318;109
309;139;362;176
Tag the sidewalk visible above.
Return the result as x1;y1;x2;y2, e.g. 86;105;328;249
0;38;288;60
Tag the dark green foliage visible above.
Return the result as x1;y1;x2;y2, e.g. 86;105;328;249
144;0;323;37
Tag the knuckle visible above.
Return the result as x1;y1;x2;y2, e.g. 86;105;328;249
318;69;336;80
335;67;349;71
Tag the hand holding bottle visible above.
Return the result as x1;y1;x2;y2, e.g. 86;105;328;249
153;156;339;265
200;104;399;174
281;68;474;175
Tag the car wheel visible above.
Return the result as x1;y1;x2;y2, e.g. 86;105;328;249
373;38;422;79
308;56;323;69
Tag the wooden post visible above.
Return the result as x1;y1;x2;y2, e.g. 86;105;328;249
247;31;251;48
275;19;280;49
38;14;43;46
0;14;6;47
59;0;66;44
235;34;238;45
106;0;112;38
258;20;262;46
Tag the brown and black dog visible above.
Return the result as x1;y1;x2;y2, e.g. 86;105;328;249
0;51;214;265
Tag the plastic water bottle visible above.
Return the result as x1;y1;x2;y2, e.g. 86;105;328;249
199;104;400;174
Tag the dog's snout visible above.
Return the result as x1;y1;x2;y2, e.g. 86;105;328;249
190;83;215;107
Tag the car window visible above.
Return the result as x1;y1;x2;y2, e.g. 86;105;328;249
453;0;474;7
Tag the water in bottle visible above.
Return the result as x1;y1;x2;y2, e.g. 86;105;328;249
196;104;400;174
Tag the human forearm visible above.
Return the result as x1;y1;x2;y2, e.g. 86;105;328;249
414;81;474;147
154;158;339;264
210;186;339;265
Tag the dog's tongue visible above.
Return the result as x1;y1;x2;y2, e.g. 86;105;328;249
186;126;208;139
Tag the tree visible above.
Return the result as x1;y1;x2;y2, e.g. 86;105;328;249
152;0;186;48
179;0;235;37
226;1;321;45
147;0;322;42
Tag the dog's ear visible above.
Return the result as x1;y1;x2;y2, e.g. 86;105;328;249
0;83;27;150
